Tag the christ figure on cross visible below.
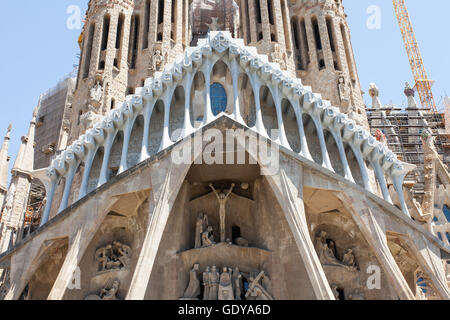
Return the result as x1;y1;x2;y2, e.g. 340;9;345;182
209;183;235;243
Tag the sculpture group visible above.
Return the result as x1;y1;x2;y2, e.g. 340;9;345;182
95;241;132;272
182;264;273;301
314;231;357;271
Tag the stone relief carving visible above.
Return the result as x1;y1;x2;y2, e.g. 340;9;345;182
149;48;166;73
245;271;274;301
181;264;201;300
95;241;132;272
210;183;235;242
185;265;273;300
90;80;104;109
338;76;352;112
270;44;286;70
85;280;120;300
314;231;358;271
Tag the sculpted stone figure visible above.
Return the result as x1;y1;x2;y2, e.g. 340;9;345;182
182;264;201;300
245;271;274;301
343;249;357;268
338;76;351;112
210;183;235;242
195;213;210;248
90;80;103;108
331;284;340;300
232;267;243;300
201;226;215;247
85;281;120;300
149;49;165;72
203;266;211;300
218;267;234;300
95;241;132;272
209;266;220;300
100;280;120;300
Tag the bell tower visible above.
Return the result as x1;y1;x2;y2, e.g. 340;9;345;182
290;0;368;127
70;0;135;140
236;0;296;74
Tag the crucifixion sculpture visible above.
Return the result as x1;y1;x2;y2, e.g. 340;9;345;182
209;183;235;242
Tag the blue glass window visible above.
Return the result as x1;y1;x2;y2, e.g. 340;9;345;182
444;205;450;222
210;83;227;116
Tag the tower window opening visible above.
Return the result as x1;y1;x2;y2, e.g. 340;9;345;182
98;60;105;70
116;14;124;49
100;15;111;51
128;15;140;69
326;16;335;52
292;18;300;50
311;16;322;50
267;0;274;25
300;18;309;55
158;0;165;25
83;23;95;79
143;0;150;49
110;99;115;110
255;0;262;24
171;0;177;41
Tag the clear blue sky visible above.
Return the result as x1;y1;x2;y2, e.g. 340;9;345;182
0;0;449;174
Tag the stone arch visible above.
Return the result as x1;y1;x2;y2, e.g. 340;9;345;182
210;60;233;115
108;131;124;181
302;113;322;165
238;73;255;127
87;147;104;194
169;86;186;142
128;115;144;169
21;238;69;300
260;85;278;140
148;100;165;157
281;99;301;153
324;130;344;177
190;71;206;128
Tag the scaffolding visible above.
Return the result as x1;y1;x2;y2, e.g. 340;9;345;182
367;106;449;200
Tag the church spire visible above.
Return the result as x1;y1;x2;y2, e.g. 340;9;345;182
12;108;37;175
0;124;12;192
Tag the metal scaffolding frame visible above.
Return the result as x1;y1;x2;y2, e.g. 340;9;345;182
367;107;449;200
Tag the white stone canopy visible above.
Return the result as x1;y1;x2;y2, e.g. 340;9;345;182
36;31;415;226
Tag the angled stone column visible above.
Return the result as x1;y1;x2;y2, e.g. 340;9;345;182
413;235;450;300
336;192;416;300
262;156;335;300
126;153;193;300
47;199;119;300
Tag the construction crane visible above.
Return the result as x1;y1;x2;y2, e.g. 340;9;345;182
392;0;438;113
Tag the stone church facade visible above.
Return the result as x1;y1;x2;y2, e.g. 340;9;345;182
0;0;448;300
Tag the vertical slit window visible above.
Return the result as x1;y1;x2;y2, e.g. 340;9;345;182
326;16;335;52
300;18;309;55
311;16;322;50
255;0;262;24
171;0;177;41
267;0;274;25
128;15;140;70
101;15;110;51
83;23;95;79
143;0;150;49
158;0;165;25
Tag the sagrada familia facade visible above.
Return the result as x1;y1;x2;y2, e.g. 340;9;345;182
0;0;448;300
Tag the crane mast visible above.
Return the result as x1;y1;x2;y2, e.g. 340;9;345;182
392;0;437;113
